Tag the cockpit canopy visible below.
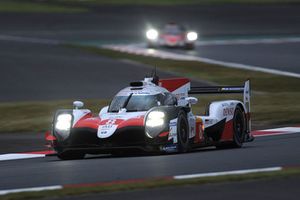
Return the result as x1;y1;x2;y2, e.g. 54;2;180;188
108;93;177;113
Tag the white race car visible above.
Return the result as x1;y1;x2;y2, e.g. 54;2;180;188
46;76;254;160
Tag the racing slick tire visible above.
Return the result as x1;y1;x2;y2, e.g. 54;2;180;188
147;42;156;49
177;110;190;153
231;106;246;147
216;106;246;149
184;43;195;50
57;151;85;160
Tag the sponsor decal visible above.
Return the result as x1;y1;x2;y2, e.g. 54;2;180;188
97;119;118;138
221;103;229;107
162;144;178;153
204;119;214;125
188;114;196;138
221;87;243;91
223;107;234;116
168;119;178;143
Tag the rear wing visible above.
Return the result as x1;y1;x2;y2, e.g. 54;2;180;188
189;80;251;114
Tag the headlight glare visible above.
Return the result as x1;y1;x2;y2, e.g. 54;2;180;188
146;111;165;127
187;31;198;41
55;114;72;131
146;29;158;40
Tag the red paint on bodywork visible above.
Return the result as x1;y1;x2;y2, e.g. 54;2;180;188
159;131;169;137
117;117;144;129
220;120;234;141
45;131;56;141
159;78;190;92
74;117;102;129
194;120;204;144
73;116;144;130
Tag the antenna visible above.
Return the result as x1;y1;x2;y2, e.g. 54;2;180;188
151;66;159;85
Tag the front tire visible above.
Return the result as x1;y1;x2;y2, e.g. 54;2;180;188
177;111;190;153
184;43;195;50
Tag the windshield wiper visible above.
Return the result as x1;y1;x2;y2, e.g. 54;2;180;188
122;93;133;110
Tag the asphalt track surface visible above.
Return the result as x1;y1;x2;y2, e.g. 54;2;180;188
1;133;300;190
174;42;300;74
1;4;300;198
0;40;176;101
55;175;300;200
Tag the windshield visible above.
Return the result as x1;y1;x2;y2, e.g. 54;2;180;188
108;94;160;112
163;25;184;35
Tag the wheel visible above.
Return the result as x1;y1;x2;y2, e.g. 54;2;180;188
184;43;195;50
177;110;190;152
232;106;246;147
147;42;156;49
57;151;85;160
216;106;246;149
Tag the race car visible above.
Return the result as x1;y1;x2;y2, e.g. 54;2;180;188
46;76;253;160
146;23;198;49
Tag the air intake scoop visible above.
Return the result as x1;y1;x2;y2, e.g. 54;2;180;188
130;82;144;87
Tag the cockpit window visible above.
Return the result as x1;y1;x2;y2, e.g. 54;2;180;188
108;94;160;112
163;25;185;35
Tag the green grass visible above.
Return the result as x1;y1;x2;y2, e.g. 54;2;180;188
48;0;300;5
0;1;87;13
1;0;299;14
1;168;300;200
0;99;109;133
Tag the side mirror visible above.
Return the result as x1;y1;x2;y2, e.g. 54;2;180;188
185;97;198;105
73;101;84;109
99;106;109;115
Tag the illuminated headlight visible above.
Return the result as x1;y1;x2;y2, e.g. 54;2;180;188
187;32;198;41
146;111;165;127
146;29;158;40
55;114;72;131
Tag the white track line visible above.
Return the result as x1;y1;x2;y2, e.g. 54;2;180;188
0;154;45;161
0;185;63;196
174;167;282;180
253;127;300;137
197;37;300;46
258;127;300;132
103;44;300;78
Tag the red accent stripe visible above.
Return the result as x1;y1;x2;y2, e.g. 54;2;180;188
158;131;169;137
220;120;234;141
252;131;286;136
159;78;190;92
45;134;56;141
117;117;144;129
21;150;55;155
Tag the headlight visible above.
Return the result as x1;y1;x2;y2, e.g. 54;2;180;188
55;114;72;131
146;29;158;40
187;31;198;41
146;111;165;127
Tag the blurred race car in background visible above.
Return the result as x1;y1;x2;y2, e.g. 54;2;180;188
46;73;253;160
146;23;198;49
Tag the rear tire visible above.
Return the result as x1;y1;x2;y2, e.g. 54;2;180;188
232;106;246;147
216;106;246;149
177;111;190;153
